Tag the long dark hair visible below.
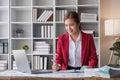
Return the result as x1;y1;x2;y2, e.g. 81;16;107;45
64;11;81;30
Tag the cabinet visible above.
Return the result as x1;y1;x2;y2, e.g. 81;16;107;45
0;0;100;70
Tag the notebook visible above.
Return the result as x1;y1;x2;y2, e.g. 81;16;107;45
12;50;53;74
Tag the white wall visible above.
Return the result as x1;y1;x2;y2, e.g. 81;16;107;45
100;0;120;66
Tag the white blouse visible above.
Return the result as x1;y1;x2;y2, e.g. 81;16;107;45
68;33;82;67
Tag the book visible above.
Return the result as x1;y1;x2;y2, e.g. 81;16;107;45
0;42;3;54
43;10;51;22
41;25;44;38
43;57;47;70
81;13;97;19
37;10;46;22
45;11;53;21
34;41;49;46
41;10;50;22
40;57;43;69
34;45;50;49
47;25;51;38
3;42;8;54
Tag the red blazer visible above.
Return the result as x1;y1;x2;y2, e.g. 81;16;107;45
55;31;98;70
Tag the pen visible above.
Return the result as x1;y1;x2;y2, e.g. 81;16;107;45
51;59;55;63
51;59;61;70
51;59;60;71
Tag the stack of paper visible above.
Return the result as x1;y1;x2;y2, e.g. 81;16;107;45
34;41;50;54
84;66;110;78
0;60;7;70
81;13;97;22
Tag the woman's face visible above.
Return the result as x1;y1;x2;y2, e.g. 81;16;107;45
65;18;80;35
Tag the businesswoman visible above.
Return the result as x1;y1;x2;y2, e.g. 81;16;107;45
52;11;98;71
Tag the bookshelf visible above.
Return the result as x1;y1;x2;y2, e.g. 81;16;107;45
0;0;100;70
0;0;9;70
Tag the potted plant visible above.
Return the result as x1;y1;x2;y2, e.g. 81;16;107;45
109;41;120;67
16;29;24;37
21;45;29;52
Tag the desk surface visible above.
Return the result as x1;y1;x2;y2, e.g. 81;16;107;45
0;70;120;80
0;77;120;80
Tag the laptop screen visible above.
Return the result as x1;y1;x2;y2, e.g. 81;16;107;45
12;50;31;73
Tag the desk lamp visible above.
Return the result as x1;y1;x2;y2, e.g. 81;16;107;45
105;19;120;65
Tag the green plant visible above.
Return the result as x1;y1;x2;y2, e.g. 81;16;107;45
109;41;120;66
21;45;29;51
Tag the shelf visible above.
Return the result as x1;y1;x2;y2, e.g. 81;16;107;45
33;0;53;6
55;5;76;8
78;0;98;5
10;0;32;6
0;6;9;9
11;39;32;53
11;53;33;56
10;6;31;9
33;6;53;8
78;7;98;14
55;0;76;6
33;24;54;38
55;23;66;37
11;8;32;22
0;24;9;38
0;54;8;56
11;38;31;40
0;22;8;24
33;38;53;39
11;23;32;38
0;0;100;70
55;21;64;23
33;54;54;56
81;21;99;23
0;0;9;6
0;37;9;39
78;4;98;8
0;9;9;22
11;22;31;24
33;22;53;24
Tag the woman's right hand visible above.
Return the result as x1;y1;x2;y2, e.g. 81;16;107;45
52;63;61;71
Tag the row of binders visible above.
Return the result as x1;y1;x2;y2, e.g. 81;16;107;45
0;42;8;54
33;56;48;70
80;13;98;22
40;25;53;38
34;41;50;54
56;10;67;21
33;9;68;22
33;9;53;22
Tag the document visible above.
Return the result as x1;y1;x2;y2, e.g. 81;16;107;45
0;70;86;78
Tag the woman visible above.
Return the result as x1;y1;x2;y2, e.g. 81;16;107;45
52;11;98;71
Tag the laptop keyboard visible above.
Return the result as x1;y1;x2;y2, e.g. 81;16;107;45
31;70;53;74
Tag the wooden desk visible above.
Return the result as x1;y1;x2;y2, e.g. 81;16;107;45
0;77;120;80
0;70;119;80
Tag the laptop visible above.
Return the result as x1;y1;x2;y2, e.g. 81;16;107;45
12;50;53;74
